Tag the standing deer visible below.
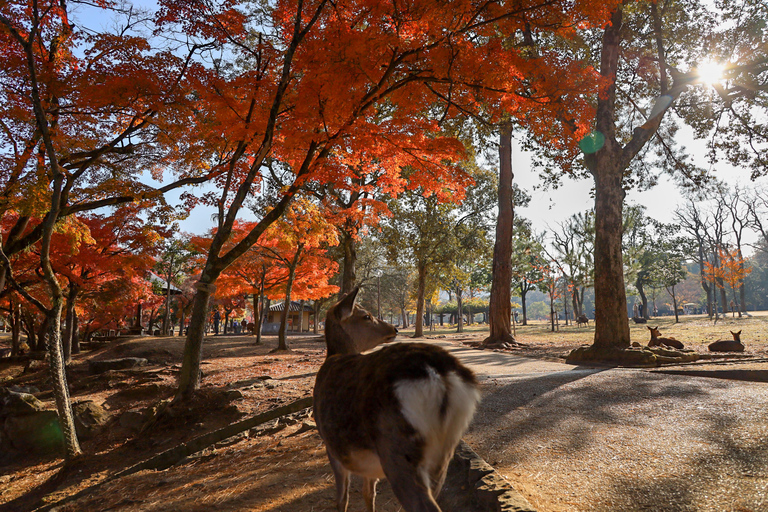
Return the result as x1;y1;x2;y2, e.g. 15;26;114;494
708;330;745;352
314;288;480;512
576;314;589;327
647;326;685;349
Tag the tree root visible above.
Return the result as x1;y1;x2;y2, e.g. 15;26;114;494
566;344;700;367
480;334;527;350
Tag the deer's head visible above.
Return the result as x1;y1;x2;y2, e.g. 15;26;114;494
325;287;398;356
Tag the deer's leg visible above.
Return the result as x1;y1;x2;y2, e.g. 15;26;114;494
378;449;441;512
362;477;378;512
429;457;451;498
328;452;351;512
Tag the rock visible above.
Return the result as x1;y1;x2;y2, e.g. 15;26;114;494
225;389;243;400
8;385;40;394
631;341;642;348
226;376;272;389
1;389;45;416
72;401;110;439
24;359;47;373
4;410;64;454
88;357;148;374
120;408;147;431
288;420;316;436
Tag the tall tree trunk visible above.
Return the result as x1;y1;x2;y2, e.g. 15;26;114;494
591;153;630;349
339;229;356;297
671;286;680;323
413;264;427;338
179;303;186;337
63;284;78;363
36;316;49;352
11;302;20;356
484;122;515;347
177;280;216;399
718;280;728;318
456;286;464;333
71;310;80;355
163;254;175;336
278;248;302;351
636;280;649;319
521;292;528;325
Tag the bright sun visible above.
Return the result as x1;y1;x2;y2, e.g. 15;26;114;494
697;61;725;85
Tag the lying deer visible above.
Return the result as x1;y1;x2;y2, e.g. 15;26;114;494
314;288;480;512
708;330;745;352
647;326;685;349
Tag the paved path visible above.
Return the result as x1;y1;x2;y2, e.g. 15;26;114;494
425;339;768;512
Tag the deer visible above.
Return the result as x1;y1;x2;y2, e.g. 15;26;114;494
647;326;685;349
708;330;745;352
313;287;480;512
576;314;589;327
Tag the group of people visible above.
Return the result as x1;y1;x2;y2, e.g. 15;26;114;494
210;310;251;335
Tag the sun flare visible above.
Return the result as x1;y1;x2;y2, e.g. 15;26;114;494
696;61;725;85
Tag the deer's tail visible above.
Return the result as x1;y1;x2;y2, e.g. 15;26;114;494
394;365;480;491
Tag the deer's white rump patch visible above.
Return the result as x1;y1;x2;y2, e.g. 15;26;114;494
394;366;480;487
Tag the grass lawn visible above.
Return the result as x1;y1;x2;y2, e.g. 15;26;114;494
399;311;768;352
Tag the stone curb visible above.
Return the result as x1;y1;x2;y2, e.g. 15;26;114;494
439;440;536;512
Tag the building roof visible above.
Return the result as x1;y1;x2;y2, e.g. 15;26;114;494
148;272;182;295
269;301;314;312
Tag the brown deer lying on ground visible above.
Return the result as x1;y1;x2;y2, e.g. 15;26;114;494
647;326;685;349
708;330;745;352
314;288;480;512
576;314;589;327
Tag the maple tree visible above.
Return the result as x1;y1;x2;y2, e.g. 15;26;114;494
167;0;621;397
0;0;216;459
704;247;752;318
49;208;163;360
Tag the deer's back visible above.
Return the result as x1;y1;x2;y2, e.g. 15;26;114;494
314;342;477;461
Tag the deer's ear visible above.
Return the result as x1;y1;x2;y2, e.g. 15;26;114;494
336;287;359;320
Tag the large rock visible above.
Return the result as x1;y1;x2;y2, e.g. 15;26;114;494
1;389;45;416
88;357;148;374
73;401;110;439
4;410;64;454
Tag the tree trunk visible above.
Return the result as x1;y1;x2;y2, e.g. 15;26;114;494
163;254;175;336
456;287;464;333
585;7;631;351
313;300;321;334
46;302;82;459
63;285;78;363
718;281;728;318
339;229;357;296
591;152;630;349
71;310;80;355
413;264;427;338
36;316;50;352
179;305;186;337
521;287;529;326
278;248;302;351
484;122;515;347
671;287;680;323
637;280;649;319
11;302;21;356
177;280;216;399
